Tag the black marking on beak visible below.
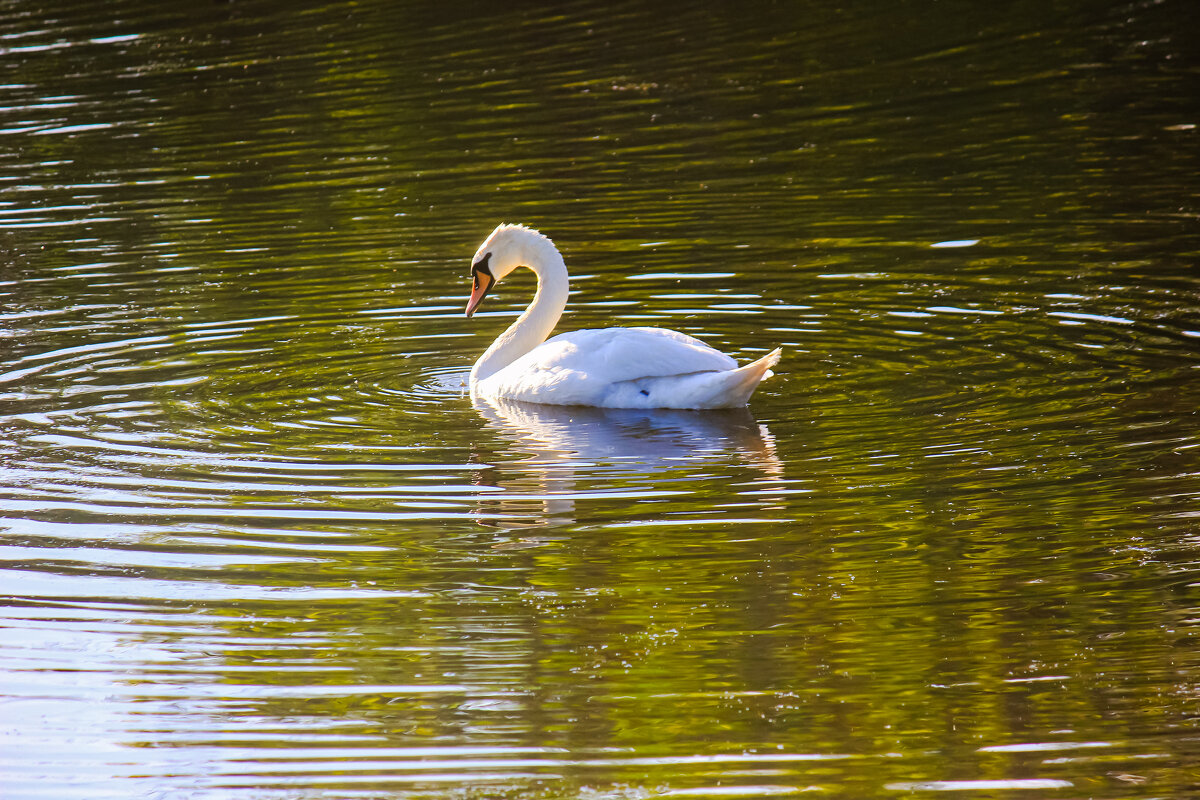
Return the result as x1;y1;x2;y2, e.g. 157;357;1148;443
471;252;493;281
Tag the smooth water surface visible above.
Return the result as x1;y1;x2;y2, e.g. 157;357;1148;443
2;1;1199;797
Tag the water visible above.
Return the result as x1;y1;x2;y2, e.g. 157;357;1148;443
2;0;1199;797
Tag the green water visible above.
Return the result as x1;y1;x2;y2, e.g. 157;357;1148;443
2;1;1199;797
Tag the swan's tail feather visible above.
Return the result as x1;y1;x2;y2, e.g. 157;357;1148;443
703;347;782;408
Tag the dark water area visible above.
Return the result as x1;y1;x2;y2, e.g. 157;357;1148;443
2;0;1199;797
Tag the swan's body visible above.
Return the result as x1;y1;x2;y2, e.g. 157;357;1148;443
465;224;780;409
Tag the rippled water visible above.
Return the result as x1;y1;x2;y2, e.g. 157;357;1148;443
3;0;1199;797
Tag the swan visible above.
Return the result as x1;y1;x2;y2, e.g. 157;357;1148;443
464;223;781;409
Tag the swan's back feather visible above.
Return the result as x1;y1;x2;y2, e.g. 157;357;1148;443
476;326;773;409
544;327;735;374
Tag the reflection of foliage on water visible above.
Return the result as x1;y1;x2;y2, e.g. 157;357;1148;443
4;0;1199;795
140;487;1193;793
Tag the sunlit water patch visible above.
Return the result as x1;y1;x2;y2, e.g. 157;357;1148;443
2;0;1199;798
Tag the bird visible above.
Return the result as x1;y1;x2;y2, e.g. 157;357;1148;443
464;223;781;409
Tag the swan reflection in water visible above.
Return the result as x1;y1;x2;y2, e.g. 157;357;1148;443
470;395;783;533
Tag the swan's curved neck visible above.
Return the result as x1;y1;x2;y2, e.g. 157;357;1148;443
470;241;569;385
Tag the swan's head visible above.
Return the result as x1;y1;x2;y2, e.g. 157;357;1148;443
465;223;551;317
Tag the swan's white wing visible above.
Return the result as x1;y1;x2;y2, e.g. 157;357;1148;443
478;326;738;406
545;327;737;377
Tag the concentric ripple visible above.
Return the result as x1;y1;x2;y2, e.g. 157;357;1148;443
3;0;1200;798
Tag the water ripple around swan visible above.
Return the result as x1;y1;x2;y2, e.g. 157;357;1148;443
3;0;1200;798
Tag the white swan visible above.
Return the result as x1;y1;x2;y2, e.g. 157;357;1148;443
465;224;781;409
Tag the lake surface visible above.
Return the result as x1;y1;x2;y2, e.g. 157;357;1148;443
2;0;1199;797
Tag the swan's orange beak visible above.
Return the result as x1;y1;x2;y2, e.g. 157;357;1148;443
465;267;494;318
